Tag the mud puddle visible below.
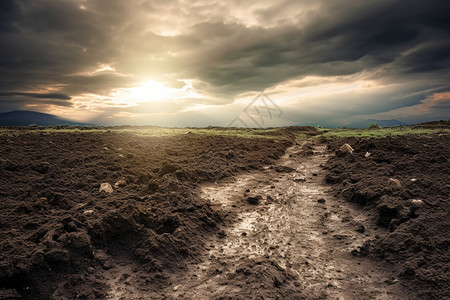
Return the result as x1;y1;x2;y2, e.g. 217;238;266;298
163;140;415;299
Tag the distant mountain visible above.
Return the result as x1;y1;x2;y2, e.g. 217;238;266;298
345;119;408;128
0;110;90;126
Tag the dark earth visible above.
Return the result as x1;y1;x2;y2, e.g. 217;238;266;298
0;124;448;299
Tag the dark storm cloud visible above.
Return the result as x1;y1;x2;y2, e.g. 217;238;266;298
177;0;450;96
0;0;449;116
0;92;71;100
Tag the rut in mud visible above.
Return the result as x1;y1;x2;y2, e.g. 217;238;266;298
155;140;415;299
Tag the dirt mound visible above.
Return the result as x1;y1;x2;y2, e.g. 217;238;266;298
324;134;450;298
0;131;291;299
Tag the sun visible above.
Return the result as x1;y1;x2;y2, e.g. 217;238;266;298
129;80;174;101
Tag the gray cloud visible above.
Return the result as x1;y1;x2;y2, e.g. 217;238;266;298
0;0;449;124
0;92;71;100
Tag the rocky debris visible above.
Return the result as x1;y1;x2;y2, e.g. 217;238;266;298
114;179;127;188
356;224;365;233
364;152;371;158
336;143;354;156
93;250;113;270
246;195;262;205
293;177;306;182
99;182;114;193
387;178;402;188
317;198;326;204
351;241;371;257
275;165;296;173
340;143;354;153
333;234;350;240
410;199;424;207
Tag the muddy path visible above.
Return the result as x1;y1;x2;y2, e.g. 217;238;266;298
105;140;415;299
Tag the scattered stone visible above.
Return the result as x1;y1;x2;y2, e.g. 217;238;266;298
118;154;124;158
294;177;306;183
387;178;402;188
218;230;227;238
312;173;317;176
317;198;326;204
356;224;365;233
339;143;354;154
103;147;109;151
99;183;113;193
333;234;349;240
384;278;399;285
266;195;275;202
365;152;371;158
341;216;350;222
114;179;127;188
410;199;424;207
83;210;94;215
246;195;262;205
94;250;113;270
274;165;295;173
411;178;417;182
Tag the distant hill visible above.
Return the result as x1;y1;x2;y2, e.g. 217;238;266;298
0;110;90;126
345;119;408;128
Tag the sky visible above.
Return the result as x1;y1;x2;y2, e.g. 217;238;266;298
0;0;449;127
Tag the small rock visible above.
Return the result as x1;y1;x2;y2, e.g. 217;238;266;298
411;178;417;182
364;152;371;158
103;147;109;151
99;183;113;193
246;195;262;205
387;178;402;188
275;165;295;173
384;278;399;285
114;179;127;188
333;234;349;240
218;230;227;238
410;199;424;207
294;178;306;183
118;154;124;158
356;224;365;233
312;173;317;176
317;198;326;204
339;143;354;154
83;210;94;215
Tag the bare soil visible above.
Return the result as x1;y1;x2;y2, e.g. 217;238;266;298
324;133;449;299
0;127;448;299
0;130;291;299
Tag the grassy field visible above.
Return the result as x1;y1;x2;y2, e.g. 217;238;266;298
319;126;449;138
0;126;299;140
1;124;448;140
